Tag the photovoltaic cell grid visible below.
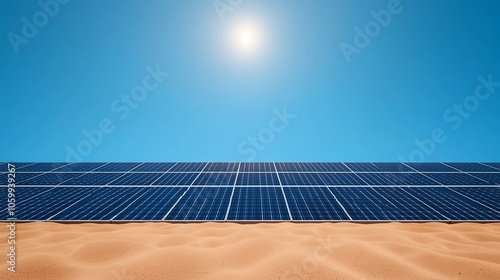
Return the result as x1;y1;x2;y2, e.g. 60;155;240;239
1;162;499;222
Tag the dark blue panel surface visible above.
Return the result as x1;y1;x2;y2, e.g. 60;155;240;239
14;173;53;184
16;163;73;172
63;173;124;185
113;187;186;220
318;173;367;185
239;162;275;172
344;163;380;172
370;163;415;172
275;162;349;172
236;173;280;185
203;162;239;172
0;187;56;220
227;187;289;220
482;163;500;170
168;162;206;172
108;173;164;185
2;162;500;222
93;163;141;172
278;173;325;185
340;187;447;220
166;187;232;220
50;187;148;220
404;187;499;220
444;163;499;172
422;173;489;185
131;162;175;172
53;163;108;172
345;162;416;172
329;187;385;220
284;187;350;220
193;173;236;185
19;173;85;185
10;163;37;170
449;187;500;212
465;173;500;185
403;163;458;172
13;187;55;201
152;172;198;185
355;173;439;185
14;187;98;220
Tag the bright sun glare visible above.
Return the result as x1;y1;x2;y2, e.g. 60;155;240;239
236;26;258;52
240;31;254;45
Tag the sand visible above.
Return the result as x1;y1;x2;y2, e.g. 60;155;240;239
1;222;499;280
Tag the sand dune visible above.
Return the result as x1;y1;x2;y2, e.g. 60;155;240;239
1;222;499;279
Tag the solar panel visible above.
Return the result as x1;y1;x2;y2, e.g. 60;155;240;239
443;163;499;172
227;187;290;220
329;187;447;220
355;187;448;220
467;173;500;185
52;162;108;172
239;162;275;172
345;162;415;172
422;173;490;185
19;173;85;185
13;187;97;220
203;162;239;172
130;162;175;172
16;162;73;172
152;172;198;185
112;187;186;220
275;162;349;172
481;163;500;170
354;173;439;185
50;187;148;220
14;173;50;184
318;173;367;185
370;163;415;172
2;162;499;222
63;173;124;185
449;187;500;212
108;173;164;185
93;163;142;172
403;163;458;172
403;187;499;220
236;173;280;185
193;172;236;185
165;187;232;220
9;162;37;170
168;162;206;172
278;173;325;185
344;163;380;172
284;187;351;220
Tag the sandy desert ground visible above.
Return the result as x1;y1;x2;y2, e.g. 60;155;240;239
1;222;499;279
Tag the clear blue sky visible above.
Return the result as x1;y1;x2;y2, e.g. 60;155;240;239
1;0;499;162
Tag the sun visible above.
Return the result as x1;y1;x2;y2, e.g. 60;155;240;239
229;20;266;57
236;27;258;51
240;31;254;46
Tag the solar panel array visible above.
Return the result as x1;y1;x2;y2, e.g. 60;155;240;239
2;162;499;222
